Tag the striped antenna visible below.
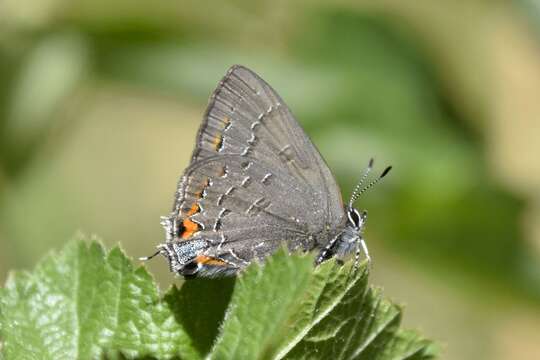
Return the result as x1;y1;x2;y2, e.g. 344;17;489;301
348;158;374;208
349;162;392;207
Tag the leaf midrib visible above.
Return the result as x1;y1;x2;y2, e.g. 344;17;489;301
273;268;360;360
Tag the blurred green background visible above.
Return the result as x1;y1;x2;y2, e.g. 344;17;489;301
1;1;540;359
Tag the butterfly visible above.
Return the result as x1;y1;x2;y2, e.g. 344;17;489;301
141;65;391;278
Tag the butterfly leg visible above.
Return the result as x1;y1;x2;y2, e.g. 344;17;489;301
360;238;371;264
352;236;372;274
315;234;340;265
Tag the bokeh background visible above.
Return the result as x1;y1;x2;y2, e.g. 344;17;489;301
1;1;540;359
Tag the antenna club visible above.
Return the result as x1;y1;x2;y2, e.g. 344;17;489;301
368;158;374;168
380;166;392;178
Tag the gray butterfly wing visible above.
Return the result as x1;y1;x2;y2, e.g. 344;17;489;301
171;155;314;268
166;65;345;272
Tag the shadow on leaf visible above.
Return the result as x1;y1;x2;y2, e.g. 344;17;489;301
164;277;236;356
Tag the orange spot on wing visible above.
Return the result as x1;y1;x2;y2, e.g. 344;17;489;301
181;218;199;239
179;203;201;239
213;134;223;151
195;255;227;266
187;203;199;216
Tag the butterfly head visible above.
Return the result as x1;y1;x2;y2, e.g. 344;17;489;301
331;160;391;264
315;206;369;265
334;206;368;259
347;207;367;231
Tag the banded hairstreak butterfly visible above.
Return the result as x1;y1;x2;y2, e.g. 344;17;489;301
141;65;391;277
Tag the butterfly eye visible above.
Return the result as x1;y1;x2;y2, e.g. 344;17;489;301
347;208;362;228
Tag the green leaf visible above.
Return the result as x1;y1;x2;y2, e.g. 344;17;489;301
0;240;200;359
210;249;436;359
163;276;235;355
0;239;437;359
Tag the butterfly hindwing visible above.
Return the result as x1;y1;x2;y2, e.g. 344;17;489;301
172;155;313;265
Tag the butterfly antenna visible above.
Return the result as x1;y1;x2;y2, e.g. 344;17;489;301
349;165;392;207
348;158;374;208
